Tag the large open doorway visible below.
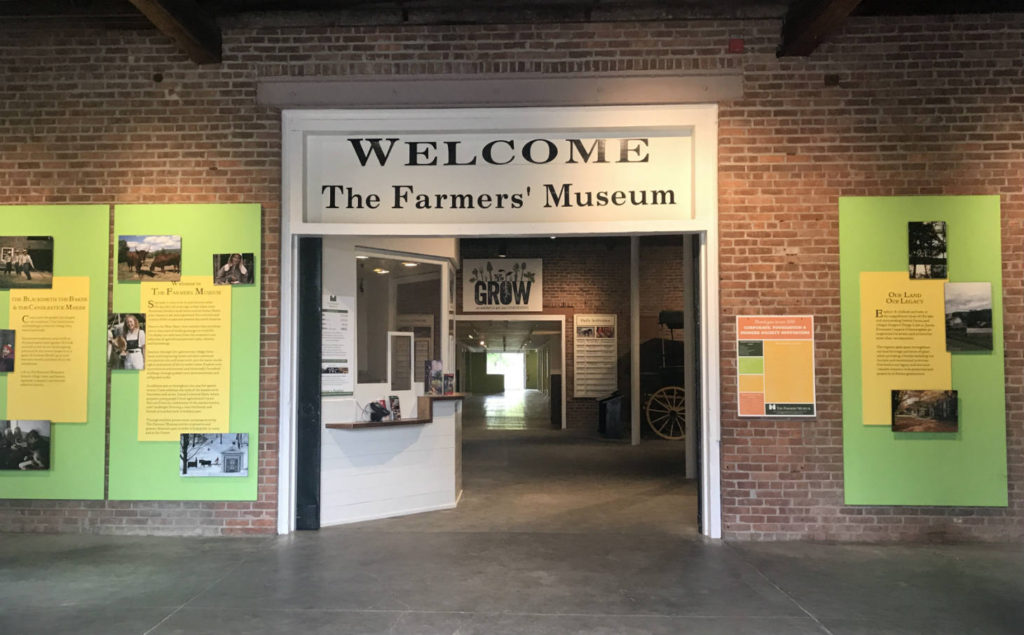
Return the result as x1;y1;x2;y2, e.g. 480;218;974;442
279;103;722;537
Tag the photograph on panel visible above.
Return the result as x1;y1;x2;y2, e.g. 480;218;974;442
117;235;181;281
108;313;147;370
213;252;255;285
891;390;958;433
180;433;249;477
0;329;13;372
0;420;51;470
0;236;54;290
907;221;947;279
944;282;993;351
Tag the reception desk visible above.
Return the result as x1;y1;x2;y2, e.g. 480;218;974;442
320;395;463;526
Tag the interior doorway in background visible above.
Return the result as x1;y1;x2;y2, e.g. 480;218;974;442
487;352;525;391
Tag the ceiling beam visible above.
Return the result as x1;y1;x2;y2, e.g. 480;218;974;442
127;0;222;64
778;0;863;57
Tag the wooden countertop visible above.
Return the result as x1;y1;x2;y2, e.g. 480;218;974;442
325;394;465;429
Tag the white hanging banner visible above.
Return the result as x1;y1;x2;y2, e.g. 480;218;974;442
573;314;617;398
462;258;543;312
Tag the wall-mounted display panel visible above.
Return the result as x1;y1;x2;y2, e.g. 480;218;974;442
839;196;1007;506
108;204;261;501
0;205;108;499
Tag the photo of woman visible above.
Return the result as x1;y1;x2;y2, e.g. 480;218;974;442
108;313;146;370
213;252;255;285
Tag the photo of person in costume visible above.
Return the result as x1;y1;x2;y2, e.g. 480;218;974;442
108;313;146;370
213;252;255;285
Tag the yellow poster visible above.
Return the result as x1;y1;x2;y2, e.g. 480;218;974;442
138;276;231;441
860;271;951;426
6;277;90;422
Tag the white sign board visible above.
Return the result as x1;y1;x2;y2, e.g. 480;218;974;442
284;106;716;236
462;258;542;312
573;314;617;398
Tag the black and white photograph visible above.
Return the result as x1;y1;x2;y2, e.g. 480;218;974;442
944;282;993;351
908;221;947;279
108;313;147;370
180;433;249;477
0;329;14;372
0;236;54;290
213;252;255;285
0;420;51;470
118;235;181;282
891;390;959;433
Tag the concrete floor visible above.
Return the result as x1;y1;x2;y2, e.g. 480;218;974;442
2;391;1023;634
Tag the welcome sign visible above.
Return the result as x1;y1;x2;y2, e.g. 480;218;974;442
462;258;542;312
289;106;706;235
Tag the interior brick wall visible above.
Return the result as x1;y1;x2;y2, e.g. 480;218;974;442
1;13;1022;540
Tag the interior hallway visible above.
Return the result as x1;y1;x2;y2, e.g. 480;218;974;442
2;392;1023;633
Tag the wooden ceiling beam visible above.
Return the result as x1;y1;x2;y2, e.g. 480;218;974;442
127;0;222;64
778;0;863;57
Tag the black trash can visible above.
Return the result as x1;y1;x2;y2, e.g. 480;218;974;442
598;392;626;439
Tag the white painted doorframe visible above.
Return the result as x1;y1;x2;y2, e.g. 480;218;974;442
278;103;723;538
455;313;567;430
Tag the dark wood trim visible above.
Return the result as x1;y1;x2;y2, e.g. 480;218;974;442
127;0;222;64
294;237;322;530
778;0;863;57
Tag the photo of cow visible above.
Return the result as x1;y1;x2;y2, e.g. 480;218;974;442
117;235;182;282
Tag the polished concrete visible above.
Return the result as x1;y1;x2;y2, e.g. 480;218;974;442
2;391;1023;634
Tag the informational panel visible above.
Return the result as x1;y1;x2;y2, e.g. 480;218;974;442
573;314;617;398
322;294;354;396
839;196;1007;506
0;205;108;500
736;315;816;417
462;258;542;312
138;278;232;440
108;204;261;501
858;273;950;425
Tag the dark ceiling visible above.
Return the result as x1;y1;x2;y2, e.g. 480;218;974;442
2;0;1021;63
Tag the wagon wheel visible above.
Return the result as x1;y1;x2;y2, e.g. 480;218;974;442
645;386;686;440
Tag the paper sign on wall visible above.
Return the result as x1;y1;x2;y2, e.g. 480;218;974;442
322;294;354;396
737;315;816;417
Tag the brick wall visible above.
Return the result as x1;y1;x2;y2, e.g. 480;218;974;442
2;13;1023;539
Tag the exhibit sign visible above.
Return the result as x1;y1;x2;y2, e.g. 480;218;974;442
859;272;951;426
307;132;693;226
322;294;354;396
138;277;231;441
462;258;542;313
736;315;816;417
573;314;617;398
6;277;90;423
839;196;1007;507
108;203;261;502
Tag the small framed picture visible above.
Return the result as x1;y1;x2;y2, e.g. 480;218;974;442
212;252;255;285
118;235;181;281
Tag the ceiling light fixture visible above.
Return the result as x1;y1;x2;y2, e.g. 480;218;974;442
373;268;389;274
402;262;418;267
356;255;368;259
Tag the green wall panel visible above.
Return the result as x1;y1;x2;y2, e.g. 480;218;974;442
108;204;261;501
840;196;1007;506
0;205;108;500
